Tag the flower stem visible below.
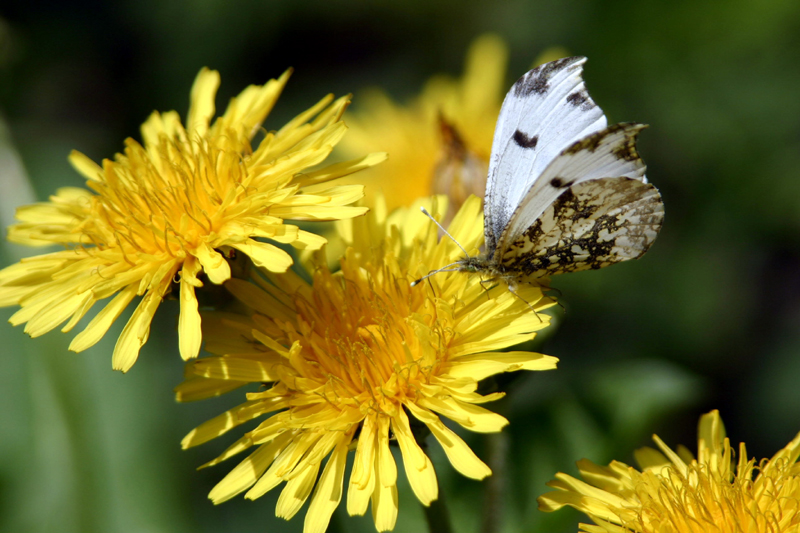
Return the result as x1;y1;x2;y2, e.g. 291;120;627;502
480;430;509;533
423;485;454;533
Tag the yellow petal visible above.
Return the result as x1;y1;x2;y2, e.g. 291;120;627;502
200;435;254;469
111;281;168;372
350;416;377;489
393;410;437;505
461;34;508;123
225;278;289;318
370;460;399;532
214;69;291;140
187;68;220;137
231;239;293;273
206;437;281;504
634;447;670;470
292;230;327;251
269;204;369;221
276;461;320;520
189;356;281;382
61;292;96;332
140;110;186;154
181;401;262;449
245;433;317;500
296;152;388;187
179;258;203;361
68;150;102;182
418;396;508;433
194;243;231;285
697;409;725;463
347;421;376;516
376;416;397;488
174;376;246;402
304;436;350;533
69;284;137;352
447;351;558;380
651;434;688;476
407;403;491;480
24;289;93;338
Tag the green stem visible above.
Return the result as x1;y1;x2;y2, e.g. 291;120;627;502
481;431;509;533
423;485;454;533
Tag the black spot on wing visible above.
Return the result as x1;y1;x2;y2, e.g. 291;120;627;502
566;89;596;111
513;56;584;97
550;177;575;188
513;130;539;149
566;91;587;106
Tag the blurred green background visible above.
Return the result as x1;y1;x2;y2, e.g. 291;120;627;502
1;1;800;532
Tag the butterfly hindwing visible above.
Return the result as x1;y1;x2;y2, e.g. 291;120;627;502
484;57;607;254
498;177;664;279
495;122;648;256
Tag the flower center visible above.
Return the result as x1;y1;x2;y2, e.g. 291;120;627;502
280;254;452;418
632;460;800;533
83;135;252;258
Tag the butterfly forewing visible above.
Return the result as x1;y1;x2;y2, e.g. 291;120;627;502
498;177;664;279
484;57;607;254
443;56;664;290
495;122;648;255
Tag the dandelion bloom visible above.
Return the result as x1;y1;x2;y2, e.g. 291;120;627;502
538;410;800;533
177;195;557;532
337;34;509;212
0;67;384;371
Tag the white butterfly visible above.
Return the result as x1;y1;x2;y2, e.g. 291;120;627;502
418;56;664;288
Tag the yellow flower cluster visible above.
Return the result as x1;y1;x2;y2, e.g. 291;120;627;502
2;30;791;533
539;410;800;533
0;35;564;532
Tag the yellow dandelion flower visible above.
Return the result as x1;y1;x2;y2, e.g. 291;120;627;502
177;195;558;533
337;34;508;212
0;68;385;371
338;34;568;216
538;410;800;533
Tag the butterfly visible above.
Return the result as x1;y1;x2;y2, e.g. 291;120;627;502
415;56;664;290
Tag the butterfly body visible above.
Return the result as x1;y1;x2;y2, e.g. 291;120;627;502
453;56;664;287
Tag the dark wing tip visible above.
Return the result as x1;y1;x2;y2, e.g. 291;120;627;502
512;56;587;97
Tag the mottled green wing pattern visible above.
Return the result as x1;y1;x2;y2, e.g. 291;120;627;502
499;177;663;279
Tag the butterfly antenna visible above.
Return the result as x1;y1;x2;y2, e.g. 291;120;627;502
419;206;471;259
410;264;460;287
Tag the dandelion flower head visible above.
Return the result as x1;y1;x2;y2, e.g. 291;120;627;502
539;410;800;533
177;194;558;532
338;34;509;212
0;67;384;371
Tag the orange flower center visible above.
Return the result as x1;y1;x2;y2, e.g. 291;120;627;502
276;254;454;418
82;135;254;257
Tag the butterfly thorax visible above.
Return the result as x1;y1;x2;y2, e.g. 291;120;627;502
455;254;534;288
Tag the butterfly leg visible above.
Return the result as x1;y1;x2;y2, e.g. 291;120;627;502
506;283;544;323
479;278;493;298
425;276;438;298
